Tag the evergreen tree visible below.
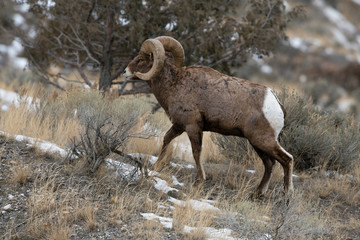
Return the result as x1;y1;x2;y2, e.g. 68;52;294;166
3;0;302;92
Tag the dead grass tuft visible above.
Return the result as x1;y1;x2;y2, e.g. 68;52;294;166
9;163;31;186
133;218;165;239
75;201;98;231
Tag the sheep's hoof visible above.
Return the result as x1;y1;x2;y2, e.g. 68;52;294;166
282;190;294;206
194;177;205;186
250;191;265;200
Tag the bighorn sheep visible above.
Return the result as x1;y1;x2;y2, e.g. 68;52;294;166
124;36;294;197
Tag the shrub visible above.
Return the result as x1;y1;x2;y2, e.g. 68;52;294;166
67;90;149;173
280;90;360;171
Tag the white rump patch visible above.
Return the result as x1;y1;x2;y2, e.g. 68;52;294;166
262;88;284;139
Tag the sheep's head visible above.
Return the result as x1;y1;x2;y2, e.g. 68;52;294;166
124;36;185;81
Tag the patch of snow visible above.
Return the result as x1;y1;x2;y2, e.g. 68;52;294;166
153;177;179;194
15;3;30;12
172;175;183;186
288;37;323;52
0;89;19;107
249;169;298;178
13;58;28;69
0;88;39;111
259;233;273;240
165;21;177;31
170;162;195;169
283;0;291;13
288;37;308;52
7;39;23;59
252;54;265;64
37;141;68;157
149;156;158;164
119;16;130;26
140;212;173;229
3;39;28;69
169;197;220;212
13;14;25;26
183;226;235;240
105;158;141;181
261;65;272;74
128;153;158;165
0;131;68;158
141;212;236;240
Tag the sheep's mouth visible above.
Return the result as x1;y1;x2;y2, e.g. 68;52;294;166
123;67;134;80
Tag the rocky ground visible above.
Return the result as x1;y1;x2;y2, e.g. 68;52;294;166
1;134;360;239
0;137;169;239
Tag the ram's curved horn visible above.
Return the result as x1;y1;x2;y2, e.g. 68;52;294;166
134;39;165;81
155;36;184;68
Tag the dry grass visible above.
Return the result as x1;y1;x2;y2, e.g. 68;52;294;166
75;201;98;231
0;88;79;147
9;162;31;186
133;218;165;239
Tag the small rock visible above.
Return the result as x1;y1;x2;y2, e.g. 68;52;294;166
8;194;14;200
3;204;12;211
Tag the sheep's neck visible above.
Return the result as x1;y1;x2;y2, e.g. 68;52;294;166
148;65;179;115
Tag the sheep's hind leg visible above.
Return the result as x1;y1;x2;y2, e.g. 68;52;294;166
153;124;183;172
273;144;294;195
262;142;294;195
252;147;275;198
186;124;205;184
249;137;294;196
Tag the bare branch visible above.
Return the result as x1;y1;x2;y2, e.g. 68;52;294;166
69;24;101;65
261;0;276;29
84;0;102;61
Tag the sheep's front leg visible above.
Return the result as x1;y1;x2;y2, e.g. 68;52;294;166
186;124;205;183
153;124;183;172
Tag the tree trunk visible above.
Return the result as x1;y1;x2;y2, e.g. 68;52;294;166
98;8;114;92
99;60;113;91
